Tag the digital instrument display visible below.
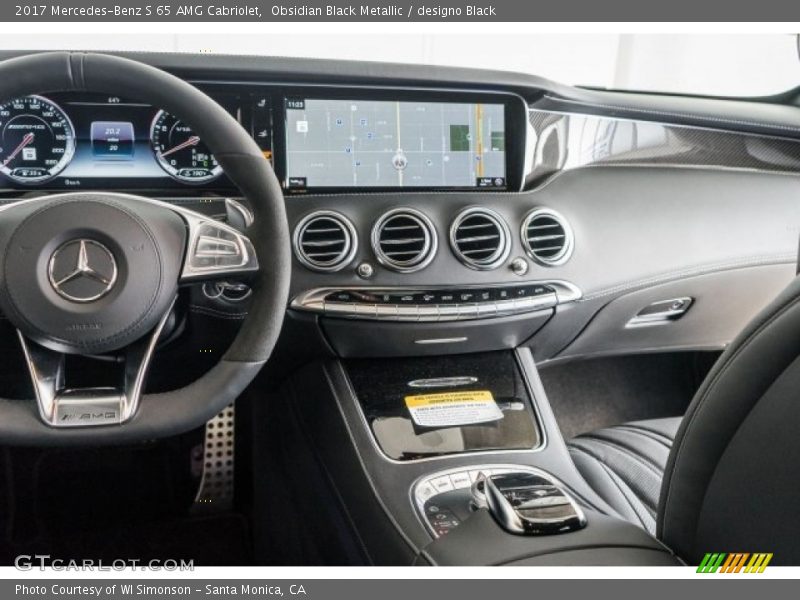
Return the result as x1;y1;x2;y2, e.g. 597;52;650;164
0;92;243;190
284;98;507;190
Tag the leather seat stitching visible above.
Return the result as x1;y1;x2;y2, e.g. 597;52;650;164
615;425;673;449
573;435;664;474
616;425;672;445
568;447;650;528
568;444;659;517
601;464;657;523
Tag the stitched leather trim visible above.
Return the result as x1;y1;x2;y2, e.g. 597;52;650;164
569;446;656;531
616;425;673;449
572;435;664;475
568;441;660;513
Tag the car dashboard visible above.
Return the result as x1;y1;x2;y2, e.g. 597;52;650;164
1;50;800;567
1;50;799;368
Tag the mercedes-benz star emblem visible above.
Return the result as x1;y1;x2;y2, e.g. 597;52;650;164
48;239;118;303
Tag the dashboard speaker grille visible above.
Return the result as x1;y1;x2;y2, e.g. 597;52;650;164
450;208;510;270
522;208;574;266
372;209;437;273
293;211;357;272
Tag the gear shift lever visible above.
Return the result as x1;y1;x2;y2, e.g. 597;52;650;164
478;471;586;535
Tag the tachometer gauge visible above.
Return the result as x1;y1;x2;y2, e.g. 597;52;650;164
0;95;76;184
150;110;222;183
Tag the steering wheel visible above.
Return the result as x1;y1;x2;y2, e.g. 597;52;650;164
0;52;290;445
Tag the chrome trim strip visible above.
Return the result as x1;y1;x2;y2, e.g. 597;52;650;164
408;376;477;387
413;337;469;346
289;280;581;322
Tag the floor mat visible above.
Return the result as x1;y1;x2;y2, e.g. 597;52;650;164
539;351;719;440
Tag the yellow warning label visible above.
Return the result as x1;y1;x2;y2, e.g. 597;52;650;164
404;390;502;427
405;390;495;408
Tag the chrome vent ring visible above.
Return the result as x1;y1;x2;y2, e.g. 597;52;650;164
522;207;574;266
450;207;511;270
371;208;437;273
293;210;358;272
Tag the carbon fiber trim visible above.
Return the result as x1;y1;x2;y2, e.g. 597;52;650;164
527;109;800;186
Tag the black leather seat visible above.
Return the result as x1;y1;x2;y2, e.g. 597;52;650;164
567;417;681;534
560;275;800;565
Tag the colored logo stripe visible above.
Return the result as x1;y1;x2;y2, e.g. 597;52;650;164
745;553;773;573
697;553;773;573
697;553;726;573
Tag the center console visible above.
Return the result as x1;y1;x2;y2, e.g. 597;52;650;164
272;347;681;566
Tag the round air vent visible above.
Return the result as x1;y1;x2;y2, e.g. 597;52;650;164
293;211;357;272
371;208;437;273
521;207;574;266
449;207;511;270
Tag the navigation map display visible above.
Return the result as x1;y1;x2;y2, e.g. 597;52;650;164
284;97;506;190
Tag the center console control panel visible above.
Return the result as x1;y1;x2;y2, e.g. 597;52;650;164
291;281;581;322
413;464;585;538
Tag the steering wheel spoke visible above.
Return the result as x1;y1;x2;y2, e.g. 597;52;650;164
179;211;259;282
17;299;175;428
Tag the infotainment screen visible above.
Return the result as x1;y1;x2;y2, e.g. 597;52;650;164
284;98;506;190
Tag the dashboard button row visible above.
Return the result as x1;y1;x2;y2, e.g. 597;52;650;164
326;284;552;305
322;285;557;322
415;467;519;504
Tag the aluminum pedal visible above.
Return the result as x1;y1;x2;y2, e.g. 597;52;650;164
192;404;235;512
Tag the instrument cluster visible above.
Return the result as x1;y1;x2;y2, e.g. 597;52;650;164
0;88;271;191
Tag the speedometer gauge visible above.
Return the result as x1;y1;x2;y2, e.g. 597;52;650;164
0;95;76;184
150;110;222;183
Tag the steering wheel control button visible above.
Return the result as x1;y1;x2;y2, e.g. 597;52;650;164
182;220;258;280
192;224;245;267
295;282;574;322
48;239;118;303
